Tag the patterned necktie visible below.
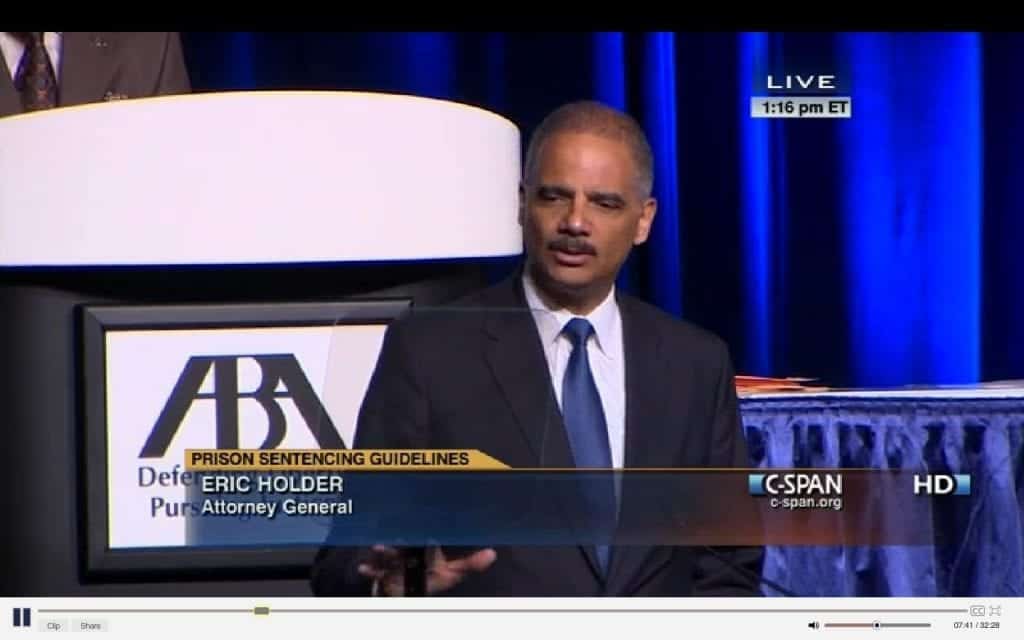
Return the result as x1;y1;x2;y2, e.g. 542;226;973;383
12;32;58;112
561;317;616;576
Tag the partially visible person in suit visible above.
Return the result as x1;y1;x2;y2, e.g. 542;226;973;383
311;100;764;597
0;32;190;117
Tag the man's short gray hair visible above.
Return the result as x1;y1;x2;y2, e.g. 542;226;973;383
523;100;654;197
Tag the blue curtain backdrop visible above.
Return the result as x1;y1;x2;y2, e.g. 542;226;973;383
179;32;1024;388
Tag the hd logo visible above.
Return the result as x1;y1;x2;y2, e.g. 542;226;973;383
139;354;344;457
912;474;972;495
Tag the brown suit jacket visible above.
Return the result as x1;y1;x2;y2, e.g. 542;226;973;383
0;32;190;118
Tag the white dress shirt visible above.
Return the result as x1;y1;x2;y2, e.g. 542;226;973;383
522;273;626;469
0;32;62;81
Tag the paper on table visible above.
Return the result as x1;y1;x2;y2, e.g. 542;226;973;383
734;374;830;394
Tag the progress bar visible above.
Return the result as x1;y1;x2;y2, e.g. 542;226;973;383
37;608;969;614
824;623;932;629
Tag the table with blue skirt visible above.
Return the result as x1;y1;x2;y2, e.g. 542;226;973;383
740;386;1024;597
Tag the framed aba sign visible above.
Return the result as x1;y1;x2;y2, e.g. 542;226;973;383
78;299;409;577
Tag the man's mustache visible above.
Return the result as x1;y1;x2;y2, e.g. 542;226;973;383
548;236;597;255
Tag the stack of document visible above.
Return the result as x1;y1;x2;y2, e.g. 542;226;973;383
735;375;829;394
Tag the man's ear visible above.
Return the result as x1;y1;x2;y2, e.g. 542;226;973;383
633;197;658;245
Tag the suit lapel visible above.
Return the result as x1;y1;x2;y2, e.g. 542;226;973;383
58;32;120;107
0;47;21;116
620;296;672;470
606;295;674;593
481;276;607;580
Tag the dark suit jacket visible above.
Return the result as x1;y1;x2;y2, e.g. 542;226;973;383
311;273;764;596
0;32;190;118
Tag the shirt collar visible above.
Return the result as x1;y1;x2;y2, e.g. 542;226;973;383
522;272;620;361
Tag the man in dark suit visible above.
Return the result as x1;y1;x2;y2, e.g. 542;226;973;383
0;32;190;117
311;100;763;596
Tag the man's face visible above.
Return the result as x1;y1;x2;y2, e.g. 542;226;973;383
520;131;657;303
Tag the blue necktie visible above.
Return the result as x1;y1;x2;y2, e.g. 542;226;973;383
561;318;616;575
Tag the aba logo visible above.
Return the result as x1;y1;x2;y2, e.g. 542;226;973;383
139;354;344;458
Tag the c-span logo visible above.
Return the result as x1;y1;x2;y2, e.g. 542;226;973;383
747;472;844;511
747;473;842;496
140;354;344;458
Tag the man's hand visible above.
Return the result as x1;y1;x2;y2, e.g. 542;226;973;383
357;545;497;596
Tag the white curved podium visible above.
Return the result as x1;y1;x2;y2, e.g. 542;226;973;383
0;92;524;597
0;91;522;267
